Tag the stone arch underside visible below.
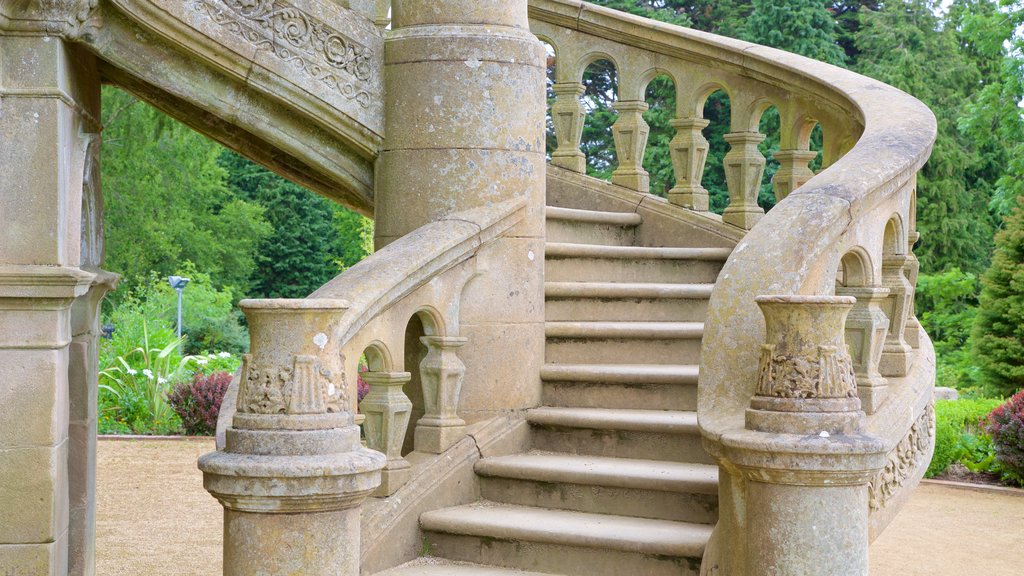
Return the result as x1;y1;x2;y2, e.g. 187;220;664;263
81;0;385;215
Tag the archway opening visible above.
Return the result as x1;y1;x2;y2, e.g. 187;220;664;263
702;89;731;214
580;58;619;180
643;73;678;198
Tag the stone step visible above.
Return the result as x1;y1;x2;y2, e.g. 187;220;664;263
476;452;718;523
375;559;560;576
545;243;728;284
527;407;711;464
420;503;711;576
545;282;713;323
542;379;698;412
545;206;640;246
540;363;699;384
545;322;704;365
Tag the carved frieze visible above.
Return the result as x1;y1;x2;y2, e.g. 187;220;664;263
755;343;858;399
869;403;935;511
192;0;374;107
238;352;348;415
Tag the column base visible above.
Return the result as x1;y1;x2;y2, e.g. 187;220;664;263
374;460;412;497
857;381;889;415
611;170;649;193
551;154;586;173
415;422;467;454
722;206;764;230
667;186;709;211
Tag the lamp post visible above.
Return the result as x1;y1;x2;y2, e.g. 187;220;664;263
168;276;190;340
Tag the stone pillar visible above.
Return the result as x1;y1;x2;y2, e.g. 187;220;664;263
199;300;386;576
726;296;883;576
415;336;469;453
378;0;547;423
903;231;922;349
771;149;818;202
722;132;767;230
667;118;711;211
360;371;414;496
550;82;587;173
836;286;890;414
611;100;650;192
0;30;100;574
880;255;914;377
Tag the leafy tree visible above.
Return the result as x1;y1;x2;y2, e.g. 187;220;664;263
917;268;982;390
973;197;1024;396
742;0;848;66
100;87;271;296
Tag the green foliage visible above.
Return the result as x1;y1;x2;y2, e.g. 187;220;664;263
973;197;1024;396
927;397;1005;477
643;75;678;197
742;0;848;66
589;1;692;27
100;87;272;297
917;268;981;390
985;390;1024;485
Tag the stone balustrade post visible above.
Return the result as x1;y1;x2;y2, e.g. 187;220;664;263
667;117;711;211
722;132;767;230
611;100;651;192
723;296;883;576
415;336;469;454
903;231;922;349
836;286;891;414
360;371;414;496
771;149;818;202
879;255;914;377
199;299;385;576
550;82;588;173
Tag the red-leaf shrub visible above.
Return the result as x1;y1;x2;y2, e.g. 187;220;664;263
357;364;370;402
986;389;1024;486
169;372;232;436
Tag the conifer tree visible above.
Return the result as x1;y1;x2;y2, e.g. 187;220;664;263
742;0;847;66
973;197;1024;396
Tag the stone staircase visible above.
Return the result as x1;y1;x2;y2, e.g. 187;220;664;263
376;203;729;576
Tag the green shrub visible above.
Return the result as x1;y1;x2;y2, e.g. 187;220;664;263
926;397;1005;477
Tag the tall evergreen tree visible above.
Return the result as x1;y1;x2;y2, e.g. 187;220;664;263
742;0;848;66
973;197;1024;396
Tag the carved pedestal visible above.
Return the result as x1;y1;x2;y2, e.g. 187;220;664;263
837;286;891;414
880;255;914;377
415;336;469;454
667;118;711;211
722;132;767;230
771;149;818;202
611;101;651;193
199;300;385;576
360;371;413;496
550;82;587;173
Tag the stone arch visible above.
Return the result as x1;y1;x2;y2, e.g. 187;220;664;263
573;51;621;85
412;306;445;338
691;81;732;119
839;247;875;288
361;340;395;373
883;215;906;256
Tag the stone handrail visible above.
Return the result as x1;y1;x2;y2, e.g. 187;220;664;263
217;197;526;496
524;2;937;574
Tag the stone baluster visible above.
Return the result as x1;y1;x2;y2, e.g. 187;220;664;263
836;286;891;414
360;371;413;496
880;255;914;376
903;231;922;349
730;295;882;576
199;299;385;576
550;82;587;173
771;149;818;202
722;132;767;230
415;336;469;453
667;117;711;211
611;101;651;193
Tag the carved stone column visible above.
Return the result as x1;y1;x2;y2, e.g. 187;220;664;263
360;371;413;496
611;100;651;192
722;132;767;230
667;117;711;211
880;255;914;377
771;149;818;202
721;296;883;576
836;286;891;414
199;300;385;576
415;336;469;453
550;82;588;173
903;231;922;349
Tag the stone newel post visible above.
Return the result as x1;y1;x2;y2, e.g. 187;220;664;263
199;299;386;576
723;296;885;576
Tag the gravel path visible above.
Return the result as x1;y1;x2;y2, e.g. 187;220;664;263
96;439;1024;575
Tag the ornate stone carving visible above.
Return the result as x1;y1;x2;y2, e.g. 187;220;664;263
755;344;858;399
869;403;935;511
238;352;348;415
32;0;98;35
193;0;374;107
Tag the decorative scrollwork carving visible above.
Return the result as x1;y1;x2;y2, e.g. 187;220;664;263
869;403;935;511
192;0;374;107
238;353;349;415
755;344;858;399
